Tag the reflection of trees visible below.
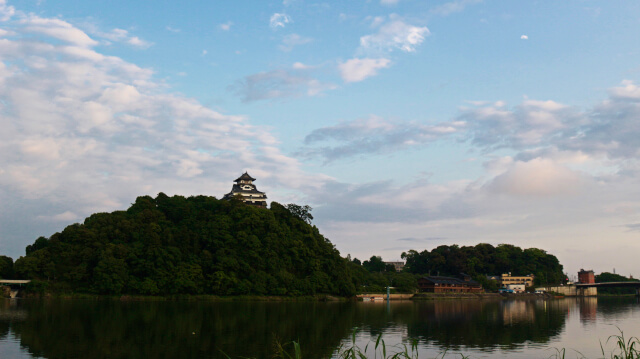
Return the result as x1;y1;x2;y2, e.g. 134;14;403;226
594;297;640;320
0;299;27;342
9;300;359;359
5;299;575;358
579;297;598;323
403;300;567;350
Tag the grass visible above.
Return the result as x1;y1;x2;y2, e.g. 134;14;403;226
220;328;639;359
601;328;640;359
547;328;640;359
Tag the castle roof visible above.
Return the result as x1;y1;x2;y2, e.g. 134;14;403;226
234;172;256;182
228;184;266;196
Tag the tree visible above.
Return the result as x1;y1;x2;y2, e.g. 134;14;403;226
401;250;429;274
0;255;13;279
362;256;386;273
596;272;639;295
285;204;314;224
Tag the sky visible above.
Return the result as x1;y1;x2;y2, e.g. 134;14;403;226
0;0;639;278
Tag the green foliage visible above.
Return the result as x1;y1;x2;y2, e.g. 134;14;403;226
0;255;13;278
285;203;313;224
14;195;355;297
336;329;466;359
401;243;564;285
596;272;640;295
363;255;387;273
602;328;640;359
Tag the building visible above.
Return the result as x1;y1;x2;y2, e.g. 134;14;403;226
499;273;534;288
578;269;595;284
222;172;268;207
384;261;405;272
417;275;483;293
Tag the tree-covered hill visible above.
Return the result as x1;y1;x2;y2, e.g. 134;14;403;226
596;272;640;295
401;243;565;286
13;194;356;296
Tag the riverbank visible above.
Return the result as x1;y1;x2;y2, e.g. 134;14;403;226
412;293;503;300
15;290;561;302
17;291;349;302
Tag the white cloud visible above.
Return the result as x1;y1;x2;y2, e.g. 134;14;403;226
0;0;16;21
127;36;152;48
431;0;482;16
608;80;640;100
37;211;79;222
359;16;430;53
459;99;577;149
21;15;99;47
166;26;181;33
292;62;313;70
229;65;337;102
338;57;391;83
219;22;233;31
269;13;291;29
298;115;463;162
0;6;320;256
521;35;528;40
279;33;312;52
88;27;153;48
486;158;585;196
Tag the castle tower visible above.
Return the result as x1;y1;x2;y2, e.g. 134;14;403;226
222;172;268;207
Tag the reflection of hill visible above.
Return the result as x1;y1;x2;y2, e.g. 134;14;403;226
5;299;573;358
400;300;567;350
9;300;357;359
320;300;569;351
593;297;640;320
0;299;27;342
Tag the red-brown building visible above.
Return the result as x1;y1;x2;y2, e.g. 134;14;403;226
417;275;483;293
578;269;595;284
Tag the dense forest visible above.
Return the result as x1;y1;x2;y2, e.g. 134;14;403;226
3;194;569;296
11;194;357;296
595;272;640;295
399;243;565;289
0;255;13;279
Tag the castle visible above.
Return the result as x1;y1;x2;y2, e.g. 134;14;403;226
222;172;268;207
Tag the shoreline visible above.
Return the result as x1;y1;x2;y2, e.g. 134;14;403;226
10;289;634;301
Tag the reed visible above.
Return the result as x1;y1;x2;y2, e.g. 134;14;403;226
601;328;640;359
223;328;639;359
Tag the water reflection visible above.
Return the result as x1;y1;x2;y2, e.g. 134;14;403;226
579;297;598;323
401;300;566;351
0;297;638;358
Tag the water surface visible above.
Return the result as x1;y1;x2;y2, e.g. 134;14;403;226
0;297;638;358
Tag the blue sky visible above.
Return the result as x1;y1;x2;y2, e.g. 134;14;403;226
1;0;640;278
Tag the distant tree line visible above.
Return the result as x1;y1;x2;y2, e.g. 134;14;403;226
595;272;640;295
399;243;565;287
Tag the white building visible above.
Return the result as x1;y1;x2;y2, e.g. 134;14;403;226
222;172;268;207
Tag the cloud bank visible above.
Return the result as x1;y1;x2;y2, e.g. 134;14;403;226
0;3;318;255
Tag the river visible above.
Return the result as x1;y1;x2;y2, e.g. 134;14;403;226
0;297;638;358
